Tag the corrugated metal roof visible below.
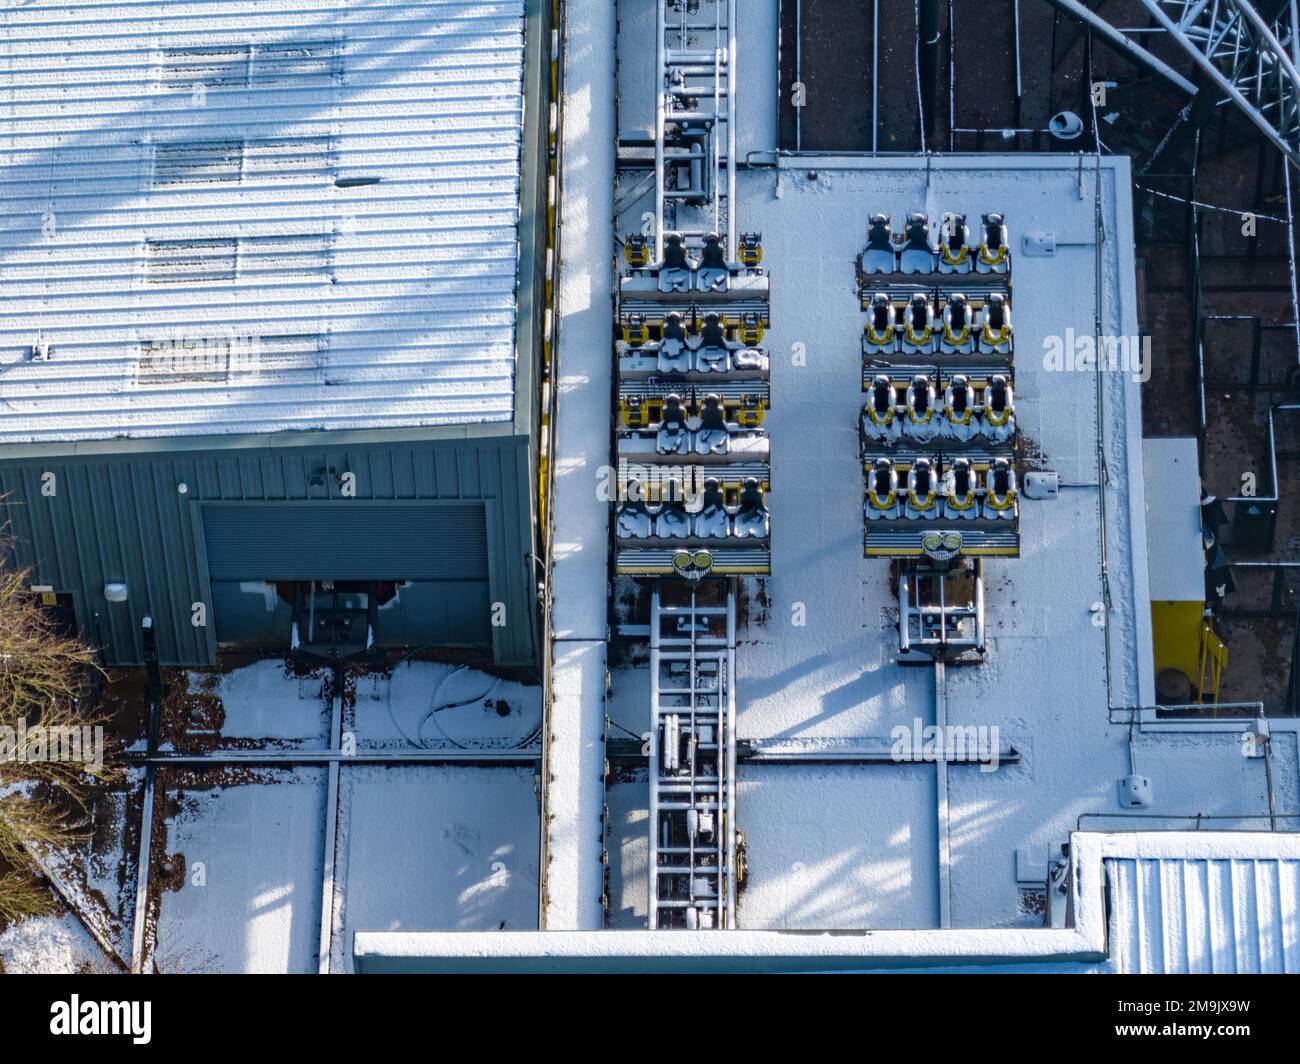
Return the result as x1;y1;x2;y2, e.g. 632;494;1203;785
1106;852;1300;973
0;0;526;444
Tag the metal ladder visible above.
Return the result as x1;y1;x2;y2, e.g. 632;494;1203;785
654;0;737;258
647;580;738;929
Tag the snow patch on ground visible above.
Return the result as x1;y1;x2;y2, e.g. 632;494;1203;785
187;660;329;742
351;662;541;749
154;768;326;974
0;913;106;974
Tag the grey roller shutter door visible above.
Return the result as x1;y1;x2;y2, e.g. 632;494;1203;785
202;503;488;581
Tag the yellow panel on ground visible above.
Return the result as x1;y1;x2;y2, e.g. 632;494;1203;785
1151;599;1204;682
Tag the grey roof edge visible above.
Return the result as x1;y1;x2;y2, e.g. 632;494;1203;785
0;420;529;462
351;831;1300;972
351;831;1112;972
511;0;553;444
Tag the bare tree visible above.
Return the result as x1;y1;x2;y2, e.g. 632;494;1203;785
0;549;117;921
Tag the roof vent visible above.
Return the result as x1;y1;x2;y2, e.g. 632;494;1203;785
1048;111;1084;141
31;341;52;361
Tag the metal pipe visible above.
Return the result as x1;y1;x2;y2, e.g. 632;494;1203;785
919;0;942;140
130;613;162;974
727;0;737;255
873;0;879;155
123;748;540;765
1013;0;1024;103
1284;141;1300;358
737;739;1019;764
1079;811;1300;830
1263;724;1278;830
1089;39;1118;710
725;578;737;929
795;0;802;152
654;0;666;258
915;0;928;153
1136;182;1290;220
648;583;662;929
1221;405;1285;505
318;681;344;974
899;566;912;653
947;0;956;152
130;769;155;972
934;659;951;928
1291;0;1300;69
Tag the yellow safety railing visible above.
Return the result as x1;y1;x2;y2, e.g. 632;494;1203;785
1197;622;1229;709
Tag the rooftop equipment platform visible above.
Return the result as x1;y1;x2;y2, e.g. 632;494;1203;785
858;208;1020;567
570;0;1288;943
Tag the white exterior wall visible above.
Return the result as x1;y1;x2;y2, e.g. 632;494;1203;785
543;0;615;931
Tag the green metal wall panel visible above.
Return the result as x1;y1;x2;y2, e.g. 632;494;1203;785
0;436;537;667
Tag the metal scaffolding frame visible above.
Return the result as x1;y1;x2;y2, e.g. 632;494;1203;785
1138;1;1300;166
646;583;738;930
626;0;759;930
654;0;737;256
1049;1;1300;166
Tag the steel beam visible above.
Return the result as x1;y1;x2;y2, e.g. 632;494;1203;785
317;683;344;974
121;748;540;766
1136;1;1300;163
1058;0;1300;164
1042;0;1198;97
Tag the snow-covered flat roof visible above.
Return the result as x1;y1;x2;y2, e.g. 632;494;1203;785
586;0;1300;940
147;659;542;972
600;149;1201;931
0;0;527;444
